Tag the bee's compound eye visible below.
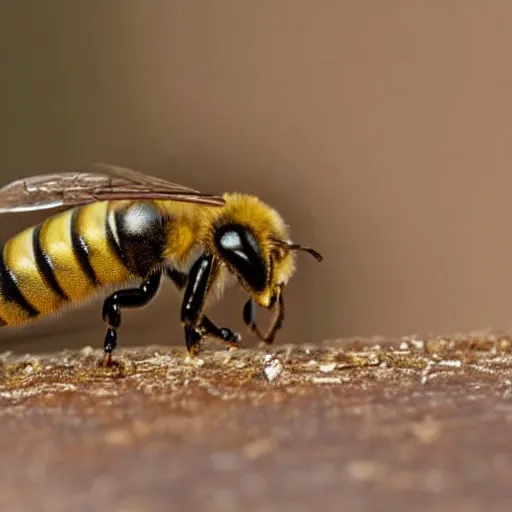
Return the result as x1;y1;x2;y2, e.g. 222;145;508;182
214;224;267;292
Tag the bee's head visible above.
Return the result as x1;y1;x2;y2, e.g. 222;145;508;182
212;193;322;343
212;194;322;303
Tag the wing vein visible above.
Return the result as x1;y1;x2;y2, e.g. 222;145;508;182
0;164;226;213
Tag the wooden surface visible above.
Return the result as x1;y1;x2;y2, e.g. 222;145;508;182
0;333;511;511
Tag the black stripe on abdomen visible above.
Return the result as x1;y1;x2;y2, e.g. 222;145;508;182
32;224;69;300
70;209;98;286
105;210;126;265
0;250;39;317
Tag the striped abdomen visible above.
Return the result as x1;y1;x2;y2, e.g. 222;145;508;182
0;200;165;326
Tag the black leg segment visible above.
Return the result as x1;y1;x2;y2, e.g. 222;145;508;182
101;271;162;366
184;324;202;355
200;316;241;346
180;254;214;326
168;256;241;356
242;286;285;345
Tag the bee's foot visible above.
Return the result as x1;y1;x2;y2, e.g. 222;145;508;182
219;328;242;345
187;345;201;359
102;352;114;368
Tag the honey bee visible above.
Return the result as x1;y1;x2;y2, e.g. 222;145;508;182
0;164;322;366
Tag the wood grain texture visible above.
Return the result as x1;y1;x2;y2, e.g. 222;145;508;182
0;333;510;511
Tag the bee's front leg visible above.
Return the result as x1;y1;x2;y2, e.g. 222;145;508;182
178;254;240;357
180;253;215;357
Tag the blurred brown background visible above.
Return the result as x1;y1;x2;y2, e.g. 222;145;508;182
0;1;511;354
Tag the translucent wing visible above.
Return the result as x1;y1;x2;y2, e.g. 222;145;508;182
0;162;225;213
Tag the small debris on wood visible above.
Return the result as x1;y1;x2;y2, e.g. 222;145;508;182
262;353;283;382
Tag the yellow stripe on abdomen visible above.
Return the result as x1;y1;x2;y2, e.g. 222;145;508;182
0;246;37;326
73;202;131;286
39;209;97;301
2;226;64;315
0;299;31;325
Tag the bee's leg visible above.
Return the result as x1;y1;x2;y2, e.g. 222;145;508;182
101;271;162;367
200;316;241;348
166;266;241;354
242;287;285;345
178;255;213;357
171;255;239;357
165;267;188;290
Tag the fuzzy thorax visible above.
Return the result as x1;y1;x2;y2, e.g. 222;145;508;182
157;193;298;307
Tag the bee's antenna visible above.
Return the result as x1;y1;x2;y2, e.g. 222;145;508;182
287;243;323;262
270;237;323;262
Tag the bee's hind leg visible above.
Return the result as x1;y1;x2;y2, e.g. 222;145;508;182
101;271;162;367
